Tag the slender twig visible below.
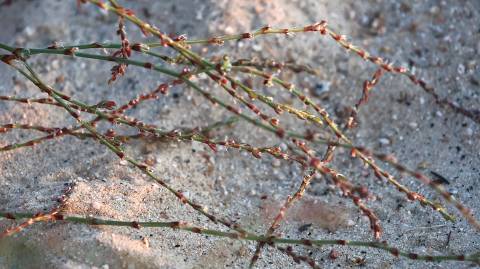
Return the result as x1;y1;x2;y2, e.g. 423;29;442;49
1;211;478;263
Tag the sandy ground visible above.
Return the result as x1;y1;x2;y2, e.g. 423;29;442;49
0;0;479;268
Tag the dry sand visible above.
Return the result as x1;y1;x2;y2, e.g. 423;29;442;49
0;0;479;268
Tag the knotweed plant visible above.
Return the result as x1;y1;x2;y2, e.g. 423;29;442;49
1;0;479;267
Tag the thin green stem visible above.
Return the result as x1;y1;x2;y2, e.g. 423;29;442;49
1;211;478;263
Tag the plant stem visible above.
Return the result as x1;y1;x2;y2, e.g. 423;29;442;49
1;211;478;263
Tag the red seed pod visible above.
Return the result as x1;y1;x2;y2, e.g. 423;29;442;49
226;105;240;114
381;63;393;72
230;80;237;90
98;100;117;110
356;186;369;198
219;77;228;85
229;140;240;148
263;77;273;87
310;158;322;169
246;103;260;115
251;148;262;159
70;111;80;119
241;32;253;39
407;192;419;201
370;56;383;65
261;25;272;33
390;248;400;257
214;63;223;74
25;141;37;147
116;151;125;159
207;143;217;152
105;129;116;137
282;82;294;91
123;44;131;57
137;163;149;170
1;54;17;65
208;37;224;45
156;84;169;95
124;9;135;16
47;42;60;49
393;66;407;73
178;192;188;204
329;249;339;260
64;47;78;56
131;43;145;51
357;50;366;58
270;146;281;154
275;128;285;138
304;21;327;32
173;34;187;42
131;221;141;229
53;128;63;136
167;129;180;138
181;67;191;75
144;62;153;69
127;99;138;106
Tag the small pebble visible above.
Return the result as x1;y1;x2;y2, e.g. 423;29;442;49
429;6;440;15
24;26;35;37
457;63;465;75
51;60;60;69
379;138;390;145
465;128;473;137
347;219;356;227
252;44;262;52
312;81;331;96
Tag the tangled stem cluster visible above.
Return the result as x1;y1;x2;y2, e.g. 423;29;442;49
0;0;479;267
